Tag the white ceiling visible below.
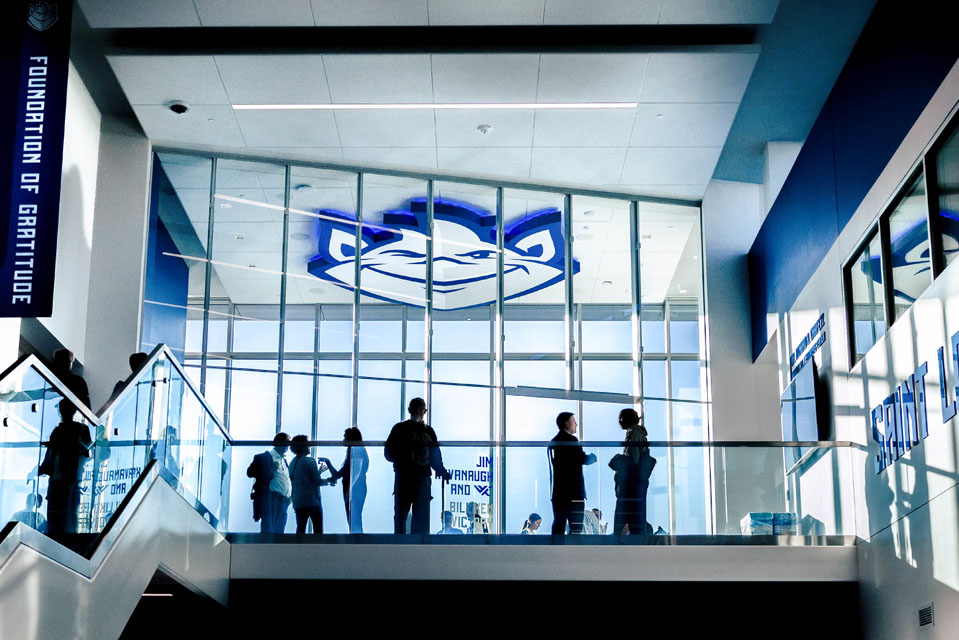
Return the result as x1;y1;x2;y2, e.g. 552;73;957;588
80;0;779;28
110;50;758;198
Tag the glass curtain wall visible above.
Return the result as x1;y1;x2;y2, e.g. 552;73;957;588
143;151;708;535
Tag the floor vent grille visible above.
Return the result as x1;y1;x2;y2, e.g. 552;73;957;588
919;603;934;627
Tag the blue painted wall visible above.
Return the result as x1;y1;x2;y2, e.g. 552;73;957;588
141;156;189;356
748;2;959;359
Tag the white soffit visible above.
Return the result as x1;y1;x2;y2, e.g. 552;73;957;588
80;0;778;27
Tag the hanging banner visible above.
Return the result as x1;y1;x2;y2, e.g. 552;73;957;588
0;1;73;317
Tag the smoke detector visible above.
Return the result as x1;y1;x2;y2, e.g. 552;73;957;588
477;124;492;134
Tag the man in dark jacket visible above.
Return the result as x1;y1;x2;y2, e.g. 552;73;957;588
549;411;596;535
385;397;451;535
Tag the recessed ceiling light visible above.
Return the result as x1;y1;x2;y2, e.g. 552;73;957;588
291;232;310;240
219;202;232;208
602;280;613;286
233;235;244;240
667;225;676;229
655;113;665;119
247;263;256;268
679;289;688;294
576;233;594;241
233;102;639;111
583;211;595;217
294;183;313;191
641;234;652;239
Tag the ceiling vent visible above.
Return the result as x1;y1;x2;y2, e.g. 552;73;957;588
918;603;934;628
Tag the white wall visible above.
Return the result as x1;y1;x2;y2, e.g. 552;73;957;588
39;63;101;364
762;141;803;215
770;59;959;640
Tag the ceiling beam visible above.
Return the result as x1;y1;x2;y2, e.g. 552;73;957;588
103;25;758;55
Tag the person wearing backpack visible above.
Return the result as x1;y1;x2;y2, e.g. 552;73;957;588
612;408;653;535
384;397;452;534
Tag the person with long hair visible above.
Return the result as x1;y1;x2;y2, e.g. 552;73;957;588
331;427;369;533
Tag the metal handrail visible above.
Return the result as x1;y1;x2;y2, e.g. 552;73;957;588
97;344;232;443
226;439;867;450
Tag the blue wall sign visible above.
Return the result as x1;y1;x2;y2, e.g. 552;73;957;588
871;330;959;474
0;1;73;317
308;198;577;309
789;313;826;380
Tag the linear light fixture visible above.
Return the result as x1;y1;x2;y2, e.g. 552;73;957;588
233;102;638;111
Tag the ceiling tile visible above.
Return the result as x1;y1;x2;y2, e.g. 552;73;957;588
639;52;759;103
533;109;636;147
234;110;341;147
427;0;545;25
342;147;438;171
311;0;428;25
530;147;626;184
437;147;532;178
335;110;436;147
133;104;245;146
435;109;534;147
544;0;662;24
323;55;434;103
78;0;200;27
659;0;779;24
630;103;739;147
537;54;649;102
194;0;314;25
215;55;330;104
622;147;721;185
109;55;230;105
432;55;540;103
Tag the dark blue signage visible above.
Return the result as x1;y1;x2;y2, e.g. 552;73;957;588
789;313;826;380
871;329;959;474
0;1;73;317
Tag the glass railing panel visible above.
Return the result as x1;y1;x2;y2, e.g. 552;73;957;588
1;365;51;533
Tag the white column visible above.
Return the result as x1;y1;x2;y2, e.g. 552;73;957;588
82;116;152;411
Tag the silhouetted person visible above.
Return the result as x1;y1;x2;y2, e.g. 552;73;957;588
40;400;93;534
289;435;331;534
247;432;292;533
51;348;90;410
330;427;369;533
614;408;649;535
9;494;47;533
437;510;464;534
111;352;149;399
549;412;596;535
385;397;451;534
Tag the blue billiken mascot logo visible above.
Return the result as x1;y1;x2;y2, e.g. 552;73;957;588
308;198;577;309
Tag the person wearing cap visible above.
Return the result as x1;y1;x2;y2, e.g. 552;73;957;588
247;432;293;533
385;397;452;535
